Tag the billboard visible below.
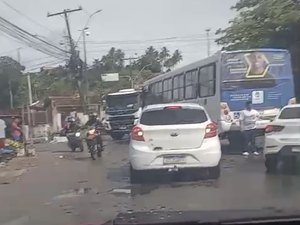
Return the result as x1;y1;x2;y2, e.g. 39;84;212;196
101;73;119;82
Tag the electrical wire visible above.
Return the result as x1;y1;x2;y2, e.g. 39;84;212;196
79;33;216;46
1;1;56;34
0;15;70;59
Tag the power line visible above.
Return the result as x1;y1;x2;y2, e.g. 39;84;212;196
79;33;216;46
1;1;55;33
25;59;66;72
0;15;69;59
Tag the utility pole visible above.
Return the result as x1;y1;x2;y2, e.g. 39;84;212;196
82;29;87;69
47;7;86;111
205;28;211;57
17;48;33;156
81;28;89;109
124;57;138;88
47;7;82;55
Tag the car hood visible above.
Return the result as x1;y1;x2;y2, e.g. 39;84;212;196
105;208;300;225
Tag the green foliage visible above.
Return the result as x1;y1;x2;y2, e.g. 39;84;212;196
99;47;125;72
0;56;24;109
137;46;183;73
216;0;300;49
0;46;183;109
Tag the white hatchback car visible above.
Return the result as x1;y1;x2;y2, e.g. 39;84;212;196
129;103;221;182
264;104;300;173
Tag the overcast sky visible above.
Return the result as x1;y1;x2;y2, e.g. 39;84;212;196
0;0;237;71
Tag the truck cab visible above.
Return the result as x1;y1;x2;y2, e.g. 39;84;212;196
102;89;142;140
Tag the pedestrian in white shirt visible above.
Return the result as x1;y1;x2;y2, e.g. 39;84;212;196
239;101;260;156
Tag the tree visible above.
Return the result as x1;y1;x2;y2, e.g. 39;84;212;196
216;0;300;100
0;56;24;109
137;46;162;73
99;47;125;72
137;46;183;73
164;49;183;71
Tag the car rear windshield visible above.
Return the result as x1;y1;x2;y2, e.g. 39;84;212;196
140;107;208;125
279;107;300;119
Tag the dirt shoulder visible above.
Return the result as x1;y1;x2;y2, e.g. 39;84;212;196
0;156;38;184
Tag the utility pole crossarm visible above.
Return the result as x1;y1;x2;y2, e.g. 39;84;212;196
47;7;82;55
47;7;82;17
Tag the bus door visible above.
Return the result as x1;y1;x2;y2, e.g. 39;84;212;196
198;63;220;122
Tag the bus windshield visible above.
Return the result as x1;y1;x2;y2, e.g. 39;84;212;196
221;51;292;90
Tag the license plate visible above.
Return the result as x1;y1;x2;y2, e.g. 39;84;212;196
119;126;127;130
292;147;300;153
163;156;186;165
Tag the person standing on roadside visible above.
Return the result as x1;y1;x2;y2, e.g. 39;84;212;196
239;101;260;156
11;117;22;142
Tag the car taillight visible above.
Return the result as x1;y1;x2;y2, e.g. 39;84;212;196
265;125;284;134
204;123;218;139
131;126;145;141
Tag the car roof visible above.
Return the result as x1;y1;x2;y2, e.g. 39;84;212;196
282;104;300;109
143;103;205;112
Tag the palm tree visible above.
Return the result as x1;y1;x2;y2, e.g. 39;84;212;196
164;49;183;71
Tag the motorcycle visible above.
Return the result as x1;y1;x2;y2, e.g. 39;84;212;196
66;130;84;152
86;125;103;160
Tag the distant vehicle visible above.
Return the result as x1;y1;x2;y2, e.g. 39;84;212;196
142;49;295;149
129;103;221;183
264;104;300;173
102;89;142;140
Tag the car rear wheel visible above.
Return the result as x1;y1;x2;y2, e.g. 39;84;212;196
130;165;144;184
265;155;278;173
208;164;221;179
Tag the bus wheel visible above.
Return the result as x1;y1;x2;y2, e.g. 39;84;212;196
228;131;244;153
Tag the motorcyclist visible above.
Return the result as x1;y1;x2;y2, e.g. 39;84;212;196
85;113;98;127
85;113;104;150
62;116;80;135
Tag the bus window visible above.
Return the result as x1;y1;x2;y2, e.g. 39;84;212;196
185;69;198;99
199;64;216;97
163;78;172;102
173;74;184;101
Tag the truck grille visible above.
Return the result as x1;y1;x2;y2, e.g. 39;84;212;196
106;109;138;115
109;116;135;129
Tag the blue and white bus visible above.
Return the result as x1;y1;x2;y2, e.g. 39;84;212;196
142;49;295;148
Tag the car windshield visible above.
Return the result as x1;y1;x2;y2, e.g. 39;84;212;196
1;0;300;224
279;107;300;119
140;108;207;125
106;94;139;109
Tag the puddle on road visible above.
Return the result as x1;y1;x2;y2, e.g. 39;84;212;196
52;187;95;200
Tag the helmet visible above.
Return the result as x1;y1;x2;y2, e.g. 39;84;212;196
89;112;98;119
67;116;76;123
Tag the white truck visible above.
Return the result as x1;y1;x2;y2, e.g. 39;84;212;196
102;89;142;140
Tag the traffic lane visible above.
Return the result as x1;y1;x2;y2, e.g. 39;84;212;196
27;139;300;221
1;138;300;225
104;139;300;212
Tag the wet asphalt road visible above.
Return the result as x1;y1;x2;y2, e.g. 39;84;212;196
1;137;300;225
